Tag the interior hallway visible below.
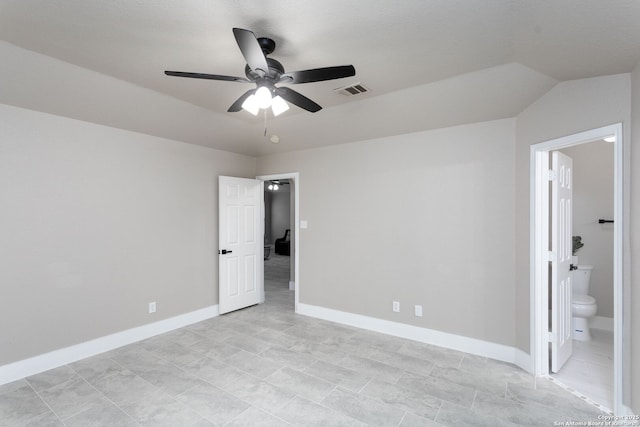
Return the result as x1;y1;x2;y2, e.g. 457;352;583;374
0;255;607;426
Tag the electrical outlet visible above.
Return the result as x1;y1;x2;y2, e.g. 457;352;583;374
415;305;423;317
393;301;400;313
148;301;157;314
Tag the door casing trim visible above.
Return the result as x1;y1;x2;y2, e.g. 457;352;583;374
530;123;625;414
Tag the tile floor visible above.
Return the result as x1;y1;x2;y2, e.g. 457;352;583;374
551;328;614;411
1;254;607;426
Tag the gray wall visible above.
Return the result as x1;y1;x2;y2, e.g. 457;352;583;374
561;141;614;318
264;190;273;244
270;185;291;244
514;73;632;408
0;104;256;365
257;119;517;346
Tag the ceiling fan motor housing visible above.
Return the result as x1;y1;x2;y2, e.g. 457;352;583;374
257;37;276;55
245;57;284;81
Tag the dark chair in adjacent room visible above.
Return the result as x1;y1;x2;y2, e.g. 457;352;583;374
275;229;291;256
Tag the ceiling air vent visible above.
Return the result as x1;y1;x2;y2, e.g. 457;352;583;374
334;82;370;96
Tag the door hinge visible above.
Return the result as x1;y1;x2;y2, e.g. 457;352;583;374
547;170;557;181
546;251;555;262
547;331;555;342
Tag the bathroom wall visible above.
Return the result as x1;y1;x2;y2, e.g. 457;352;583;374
561;141;614;319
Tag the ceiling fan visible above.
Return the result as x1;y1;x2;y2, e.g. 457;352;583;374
165;28;356;116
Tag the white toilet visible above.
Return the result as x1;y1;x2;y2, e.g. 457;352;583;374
571;265;597;341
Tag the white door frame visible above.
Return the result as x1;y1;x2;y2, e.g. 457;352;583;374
257;172;300;312
530;123;626;414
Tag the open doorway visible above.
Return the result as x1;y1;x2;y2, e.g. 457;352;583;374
530;124;627;414
257;173;300;312
549;140;615;409
263;178;293;307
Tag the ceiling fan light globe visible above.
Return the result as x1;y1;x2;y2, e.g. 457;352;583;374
273;184;279;190
241;94;260;115
271;95;289;116
255;86;272;109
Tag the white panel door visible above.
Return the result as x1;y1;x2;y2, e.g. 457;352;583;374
219;176;263;314
551;151;573;373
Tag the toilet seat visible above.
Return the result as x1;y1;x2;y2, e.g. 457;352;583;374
572;294;595;305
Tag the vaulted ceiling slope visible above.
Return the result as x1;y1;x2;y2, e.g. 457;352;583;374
1;0;640;156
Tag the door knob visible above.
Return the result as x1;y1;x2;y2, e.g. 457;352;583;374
569;264;578;271
219;249;233;254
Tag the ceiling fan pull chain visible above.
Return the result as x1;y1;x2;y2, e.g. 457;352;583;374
263;109;268;137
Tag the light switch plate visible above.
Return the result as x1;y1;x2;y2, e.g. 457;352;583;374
300;220;308;229
393;301;400;312
415;305;423;317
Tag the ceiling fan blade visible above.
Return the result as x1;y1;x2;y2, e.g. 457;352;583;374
227;89;256;112
275;87;322;113
280;65;355;84
233;28;269;76
165;71;250;82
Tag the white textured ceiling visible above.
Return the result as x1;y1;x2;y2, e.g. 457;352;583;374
1;0;640;156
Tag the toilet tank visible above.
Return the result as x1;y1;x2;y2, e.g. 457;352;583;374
572;265;593;295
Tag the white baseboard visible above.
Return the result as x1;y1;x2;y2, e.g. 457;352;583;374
297;303;520;366
514;348;533;374
289;281;295;291
590;316;614;332
620;406;638;423
0;305;219;386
